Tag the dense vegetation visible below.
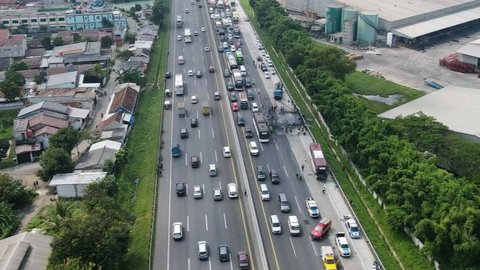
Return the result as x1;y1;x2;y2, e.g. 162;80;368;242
251;0;480;268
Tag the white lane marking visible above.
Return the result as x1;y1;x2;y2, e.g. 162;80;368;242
198;129;201;139
266;164;270;172
200;152;203;163
223;212;228;229
289;237;297;257
196;110;199;118
229;255;233;269
186;184;188;196
208;258;212;270
259;141;264;151
187;258;190;270
215;150;218;163
274;139;279;151
187;216;190;232
283;165;289;178
219;181;222;189
205;214;209;231
294;196;302;213
211;128;215;138
185;153;188;166
207;92;210;100
202;184;205;195
310;241;318;256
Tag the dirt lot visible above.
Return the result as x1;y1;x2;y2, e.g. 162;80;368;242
354;33;480;93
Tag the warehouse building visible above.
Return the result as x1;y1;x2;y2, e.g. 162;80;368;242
457;39;480;69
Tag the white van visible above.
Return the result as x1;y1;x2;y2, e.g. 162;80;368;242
288;216;301;236
239;65;247;77
209;164;217;176
227;183;238;198
223;146;231;157
270;215;282;234
260;184;270;201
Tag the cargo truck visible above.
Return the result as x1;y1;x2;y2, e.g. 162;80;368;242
177;102;186;117
174;74;184;95
320;246;337;270
274;82;283;100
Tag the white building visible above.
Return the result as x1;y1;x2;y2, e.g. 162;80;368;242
46;71;78;89
49;171;107;198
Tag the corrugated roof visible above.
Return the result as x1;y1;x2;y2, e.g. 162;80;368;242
29;115;69;130
392;6;480;39
47;71;77;87
379;86;480;138
89;140;122;152
0;232;52;270
49;171;107;186
18;101;68;118
457;39;480;58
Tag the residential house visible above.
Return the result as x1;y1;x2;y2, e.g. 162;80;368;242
21;57;43;69
66;9;127;31
113;25;126;47
15;143;42;163
46;70;77;89
0;8;67;31
0;29;27;58
25;48;46;57
121;60;145;75
0;232;53;270
75;140;122;170
0;0;17;8
106;83;139;118
49;171;107;198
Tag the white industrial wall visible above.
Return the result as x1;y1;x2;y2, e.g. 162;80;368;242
459;53;479;67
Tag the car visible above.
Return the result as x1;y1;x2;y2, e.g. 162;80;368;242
244;77;252;88
336;232;351;257
269;67;276;75
172;222;183;240
244;127;253;138
201;27;206;32
223;146;231;157
244;16;249;21
191;95;198;104
214;91;221;100
311;217;333;240
218;245;230;262
193;185;203;199
256;165;266;180
260;183;270;201
236;114;245;126
196;70;202;78
176;182;186;196
226;81;234;91
165;71;172;79
230;45;236;52
270;215;282;234
185;8;189;13
346;219;361;238
217;46;224;53
260;63;268;71
204;46;210;52
270;169;280;184
198;3;202;7
197;241;209;260
264;71;271;79
209;66;214;73
180;128;189;139
191;155;200;168
213;188;223;201
237;251;249;269
224;68;231;78
190;0;194;4
249;141;259;156
194;31;198;36
251;102;259;112
305;197;320;218
208;164;217;176
231;102;239;112
188;70;194;76
229;92;237;102
227;183;238;198
223;42;229;49
190;118;198;127
177;35;182;41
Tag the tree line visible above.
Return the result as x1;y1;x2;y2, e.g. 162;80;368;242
250;0;480;268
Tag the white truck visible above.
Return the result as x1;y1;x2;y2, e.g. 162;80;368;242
320;246;337;270
335;232;351;257
184;28;192;43
174;74;184;95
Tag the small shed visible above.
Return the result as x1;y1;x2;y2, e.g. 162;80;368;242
49;171;107;198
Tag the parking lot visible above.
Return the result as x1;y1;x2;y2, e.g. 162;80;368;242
352;33;480;93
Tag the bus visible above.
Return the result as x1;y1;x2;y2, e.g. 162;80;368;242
309;143;328;180
176;15;183;28
184;28;192;43
227;53;238;70
232;69;243;89
253;112;270;143
239;92;248;109
235;50;244;65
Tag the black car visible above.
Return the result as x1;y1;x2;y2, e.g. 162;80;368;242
244;127;253;138
236;114;245;126
165;71;172;79
224;69;231;78
196;70;202;78
218;245;230;262
229;92;238;102
176;182;186;196
246;89;255;100
270;169;280;184
257;165;266;181
190;118;198;127
261;63;268;72
226;81;234;91
180;128;188;139
244;77;252;88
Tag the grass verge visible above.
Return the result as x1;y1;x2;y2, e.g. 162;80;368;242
122;10;169;270
240;1;433;269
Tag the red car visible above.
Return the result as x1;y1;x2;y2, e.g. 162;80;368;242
310;217;332;240
231;102;239;112
237;251;249;269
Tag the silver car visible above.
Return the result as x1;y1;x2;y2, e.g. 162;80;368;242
193;185;203;199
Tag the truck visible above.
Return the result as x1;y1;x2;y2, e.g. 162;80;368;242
177;102;186;117
273;82;283;100
174;74;184;95
232;69;243;90
335;232;351;257
184;28;192;43
320;246;337;270
172;144;180;157
201;101;210;115
309;143;328;181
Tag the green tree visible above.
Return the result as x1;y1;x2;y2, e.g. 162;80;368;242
0;173;36;210
124;32;136;44
135;3;142;11
5;71;26;86
115;67;145;86
10;61;28;71
34;74;46;84
37;147;74;181
52;36;64;47
303;46;356;80
48;127;80;153
101;18;114;28
83;64;107;84
48;257;97;270
100;36;112;48
115;49;134;61
0;201;19;238
151;0;168;25
44;200;74;232
41;36;52;49
0;81;21;101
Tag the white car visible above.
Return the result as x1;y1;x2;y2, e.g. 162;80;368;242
269;67;276;75
188;70;194;76
230;45;236;52
264;71;271;79
177;35;182;41
251;102;259;112
204;46;210;52
249;141;259;156
172;222;183;240
244;16;249;21
201;27;206;32
191;95;198;104
223;146;231;157
193;185;203;199
336;232;351;257
305;197;319;218
346;219;361;238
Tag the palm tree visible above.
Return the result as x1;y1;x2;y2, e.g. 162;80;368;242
0;201;19;238
44;200;73;232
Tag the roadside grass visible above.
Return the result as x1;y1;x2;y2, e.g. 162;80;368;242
0;110;17;141
122;6;169;270
240;1;433;269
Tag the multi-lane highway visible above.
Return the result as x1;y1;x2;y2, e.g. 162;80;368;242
153;0;377;269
